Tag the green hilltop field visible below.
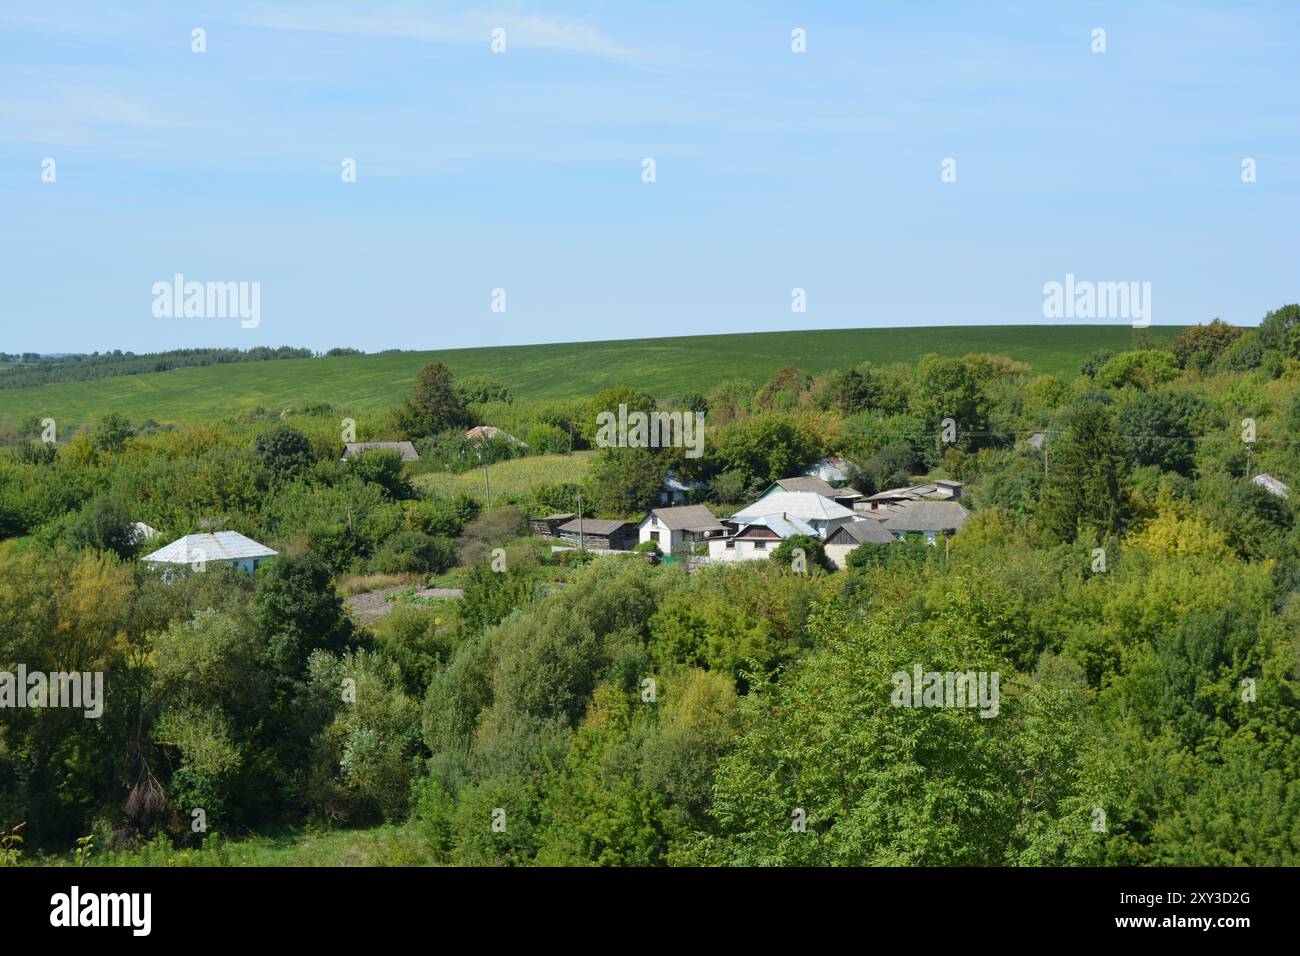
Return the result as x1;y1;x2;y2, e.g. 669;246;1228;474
0;325;1180;426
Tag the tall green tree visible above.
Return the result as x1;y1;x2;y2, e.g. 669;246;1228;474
392;363;471;438
1038;400;1132;542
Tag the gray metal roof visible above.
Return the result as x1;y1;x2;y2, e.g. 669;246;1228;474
644;505;725;532
731;491;856;522
662;471;707;493
802;456;856;483
1253;473;1289;498
143;531;278;564
128;522;160;546
770;475;838;497
730;513;819;539
882;500;971;534
557;518;636;537
829;519;897;545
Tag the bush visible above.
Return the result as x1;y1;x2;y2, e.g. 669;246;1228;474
304;650;422;823
64;493;139;559
371;531;456;574
455;375;514;406
770;534;826;570
1212;332;1265;373
844;537;930;570
524;423;569;455
349;449;414;499
255;425;313;483
370;604;458;693
456;506;528;567
405;494;479;537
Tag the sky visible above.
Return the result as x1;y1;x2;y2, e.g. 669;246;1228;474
0;0;1296;354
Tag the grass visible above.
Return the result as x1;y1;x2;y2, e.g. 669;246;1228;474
414;451;593;504
31;824;442;867
0;325;1182;427
336;572;419;596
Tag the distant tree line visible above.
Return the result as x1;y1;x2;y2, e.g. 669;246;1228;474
0;347;343;390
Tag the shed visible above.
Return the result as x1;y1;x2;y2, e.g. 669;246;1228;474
555;518;639;551
530;512;576;537
823;518;897;569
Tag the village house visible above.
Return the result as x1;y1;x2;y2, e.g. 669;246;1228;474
555;517;639;552
709;491;864;563
659;471;708;506
637;504;726;555
859;479;963;516
708;512;821;562
465;425;525;447
801;455;858;484
882;500;972;544
728;490;859;538
823;518;896;568
341;441;420;462
142;531;278;574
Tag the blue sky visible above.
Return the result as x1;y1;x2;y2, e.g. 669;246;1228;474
0;1;1295;353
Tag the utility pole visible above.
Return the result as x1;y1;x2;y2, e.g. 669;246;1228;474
577;493;585;552
477;448;492;509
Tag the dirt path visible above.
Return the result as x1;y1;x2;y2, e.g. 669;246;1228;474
344;586;464;626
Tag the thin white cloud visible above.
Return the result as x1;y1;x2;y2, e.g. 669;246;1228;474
232;5;652;63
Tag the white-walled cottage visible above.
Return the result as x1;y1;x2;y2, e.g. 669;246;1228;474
638;505;726;555
143;531;278;574
708;513;820;563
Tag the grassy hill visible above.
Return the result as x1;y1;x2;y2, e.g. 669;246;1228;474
0;325;1179;426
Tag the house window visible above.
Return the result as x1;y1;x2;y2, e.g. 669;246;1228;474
753;540;767;550
650;531;660;543
725;540;735;549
